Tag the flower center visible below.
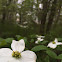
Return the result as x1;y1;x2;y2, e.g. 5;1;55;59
52;41;56;44
12;51;21;58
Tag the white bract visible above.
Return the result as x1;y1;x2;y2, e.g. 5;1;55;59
47;38;62;49
0;39;37;62
35;37;44;44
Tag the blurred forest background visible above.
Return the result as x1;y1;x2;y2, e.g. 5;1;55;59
0;0;62;39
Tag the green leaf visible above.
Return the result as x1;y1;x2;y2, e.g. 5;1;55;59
56;46;62;51
57;38;62;41
16;35;23;40
46;50;57;59
30;39;34;43
57;54;62;59
44;56;50;62
16;35;21;38
40;40;48;44
31;45;48;52
23;37;28;44
0;41;7;47
0;38;7;47
5;38;14;44
30;34;36;38
0;38;4;41
61;60;62;62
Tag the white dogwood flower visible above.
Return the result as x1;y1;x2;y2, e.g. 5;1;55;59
35;35;45;44
35;38;44;44
17;0;25;4
0;39;37;62
47;38;62;49
17;0;25;8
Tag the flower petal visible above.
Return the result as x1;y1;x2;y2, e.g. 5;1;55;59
37;38;41;40
54;38;58;43
17;0;25;4
11;39;25;52
0;48;12;56
37;38;44;41
19;50;37;62
40;39;44;41
47;42;57;49
19;59;36;62
56;42;62;45
0;56;20;62
35;41;38;44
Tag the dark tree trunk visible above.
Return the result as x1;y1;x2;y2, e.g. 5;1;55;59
40;0;51;35
46;0;58;33
1;12;6;23
54;0;62;27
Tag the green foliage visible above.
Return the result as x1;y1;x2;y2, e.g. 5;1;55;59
39;40;48;44
5;38;14;44
46;50;57;59
31;45;48;52
57;38;62;41
46;24;62;41
57;54;62;59
0;37;14;48
16;35;24;40
0;23;21;38
0;38;7;48
0;36;62;62
30;39;35;43
44;56;50;62
0;0;62;62
56;46;62;51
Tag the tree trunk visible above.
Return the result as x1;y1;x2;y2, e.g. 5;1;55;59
40;0;51;35
1;11;6;23
53;0;62;27
46;0;57;33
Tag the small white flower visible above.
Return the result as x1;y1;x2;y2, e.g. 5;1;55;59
47;38;62;49
17;0;25;4
16;13;20;17
0;39;37;62
35;35;45;44
17;0;25;8
33;5;36;8
39;4;43;9
35;38;44;44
